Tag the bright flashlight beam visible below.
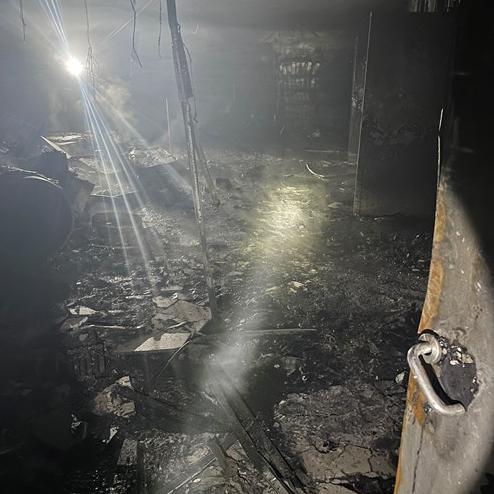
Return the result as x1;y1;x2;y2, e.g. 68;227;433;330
65;56;84;77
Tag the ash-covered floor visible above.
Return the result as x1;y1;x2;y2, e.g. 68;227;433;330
0;147;432;494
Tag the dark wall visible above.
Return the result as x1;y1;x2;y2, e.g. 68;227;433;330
271;31;355;149
354;13;455;217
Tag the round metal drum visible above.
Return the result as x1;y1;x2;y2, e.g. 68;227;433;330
0;173;73;260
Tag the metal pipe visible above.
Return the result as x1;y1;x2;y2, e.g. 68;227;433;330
166;0;218;320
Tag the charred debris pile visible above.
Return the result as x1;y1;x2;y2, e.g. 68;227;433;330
0;133;431;493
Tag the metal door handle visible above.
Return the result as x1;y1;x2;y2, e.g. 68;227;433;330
407;333;465;416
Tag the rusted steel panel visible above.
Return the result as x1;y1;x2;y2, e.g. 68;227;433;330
395;173;494;492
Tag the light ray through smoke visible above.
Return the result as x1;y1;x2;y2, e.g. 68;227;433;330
80;84;156;282
39;0;161;290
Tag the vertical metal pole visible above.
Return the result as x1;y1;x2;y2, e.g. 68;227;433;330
166;0;218;321
192;131;219;205
165;96;172;152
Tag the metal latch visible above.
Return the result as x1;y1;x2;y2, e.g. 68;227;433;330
407;332;466;416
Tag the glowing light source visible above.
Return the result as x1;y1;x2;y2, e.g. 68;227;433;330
65;56;84;77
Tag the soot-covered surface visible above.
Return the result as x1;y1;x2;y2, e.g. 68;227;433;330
0;150;432;493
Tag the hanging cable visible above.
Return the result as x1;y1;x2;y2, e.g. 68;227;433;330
129;0;143;67
83;0;96;97
158;0;163;57
19;0;26;41
99;0;153;47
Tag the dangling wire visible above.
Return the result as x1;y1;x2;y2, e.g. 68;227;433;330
158;0;163;58
129;0;143;67
83;0;96;97
19;0;26;41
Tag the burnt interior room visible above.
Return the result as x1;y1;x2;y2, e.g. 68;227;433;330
1;1;494;493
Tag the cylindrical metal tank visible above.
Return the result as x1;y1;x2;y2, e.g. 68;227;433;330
0;169;73;260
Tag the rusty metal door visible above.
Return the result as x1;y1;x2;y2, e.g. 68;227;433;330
395;161;494;493
396;4;494;492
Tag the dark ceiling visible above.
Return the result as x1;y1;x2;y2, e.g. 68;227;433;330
4;0;404;34
139;0;401;29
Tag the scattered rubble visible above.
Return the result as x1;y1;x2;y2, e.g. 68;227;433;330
0;148;431;493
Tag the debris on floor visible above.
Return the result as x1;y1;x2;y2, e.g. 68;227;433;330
0;147;431;494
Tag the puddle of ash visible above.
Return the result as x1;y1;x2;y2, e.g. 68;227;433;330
0;149;432;494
